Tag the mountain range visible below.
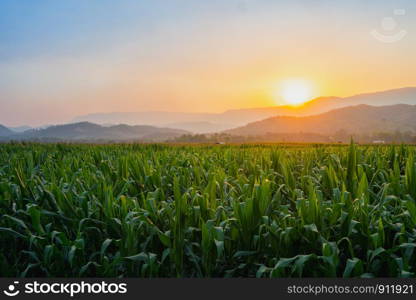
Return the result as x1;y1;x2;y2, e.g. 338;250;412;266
1;87;416;142
225;104;416;137
0;125;13;137
0;122;188;142
72;87;416;133
9;126;32;133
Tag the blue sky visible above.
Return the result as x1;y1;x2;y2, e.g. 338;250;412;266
0;0;415;126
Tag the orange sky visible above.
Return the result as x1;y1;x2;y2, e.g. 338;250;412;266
1;1;415;126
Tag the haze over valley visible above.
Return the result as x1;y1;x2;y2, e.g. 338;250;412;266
1;87;416;143
70;87;416;134
1;1;416;142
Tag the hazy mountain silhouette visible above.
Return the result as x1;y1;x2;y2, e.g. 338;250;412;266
1;122;188;142
165;122;232;133
225;104;416;137
3;87;415;140
0;125;13;137
9;125;32;133
72;87;416;131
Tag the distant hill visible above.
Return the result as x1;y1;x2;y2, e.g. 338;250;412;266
9;125;32;133
72;87;416;131
222;87;416;119
0;125;13;137
225;104;416;137
1;122;189;142
165;122;232;133
72;112;221;129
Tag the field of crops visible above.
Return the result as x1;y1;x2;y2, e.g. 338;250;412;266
1;143;416;277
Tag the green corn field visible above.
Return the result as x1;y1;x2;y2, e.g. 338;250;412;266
1;142;416;278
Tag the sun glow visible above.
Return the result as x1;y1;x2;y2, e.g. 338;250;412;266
278;79;314;106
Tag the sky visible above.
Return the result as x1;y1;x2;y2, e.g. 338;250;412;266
0;0;415;126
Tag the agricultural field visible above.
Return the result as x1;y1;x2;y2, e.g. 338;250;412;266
0;143;416;278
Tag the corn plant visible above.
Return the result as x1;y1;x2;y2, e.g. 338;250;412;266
0;142;415;278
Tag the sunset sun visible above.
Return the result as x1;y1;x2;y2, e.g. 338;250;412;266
279;79;314;106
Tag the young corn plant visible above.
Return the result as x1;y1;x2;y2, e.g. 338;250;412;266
0;142;415;277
